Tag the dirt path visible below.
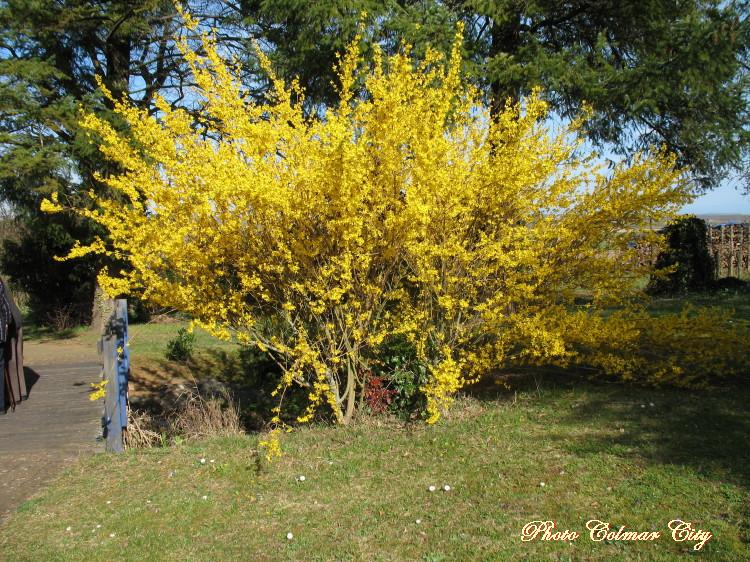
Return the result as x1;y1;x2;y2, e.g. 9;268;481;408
0;339;102;520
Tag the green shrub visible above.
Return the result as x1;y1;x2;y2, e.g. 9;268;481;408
712;276;749;293
166;327;196;362
648;216;715;294
370;335;429;418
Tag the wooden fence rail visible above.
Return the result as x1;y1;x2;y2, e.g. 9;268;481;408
635;223;750;279
707;223;750;279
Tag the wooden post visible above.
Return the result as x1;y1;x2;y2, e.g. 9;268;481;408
730;226;735;277
98;298;129;452
720;226;725;278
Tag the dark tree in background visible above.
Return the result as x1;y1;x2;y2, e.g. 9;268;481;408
648;217;716;294
2;214;98;326
0;0;189;323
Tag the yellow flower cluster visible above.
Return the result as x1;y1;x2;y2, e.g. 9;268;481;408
554;305;750;387
47;13;705;445
422;346;466;423
258;427;283;462
89;380;108;401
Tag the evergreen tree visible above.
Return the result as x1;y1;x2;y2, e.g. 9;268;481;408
238;0;750;189
0;0;187;322
648;216;716;294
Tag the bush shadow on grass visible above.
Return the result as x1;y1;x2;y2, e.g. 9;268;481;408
558;380;750;488
130;346;310;431
468;368;750;490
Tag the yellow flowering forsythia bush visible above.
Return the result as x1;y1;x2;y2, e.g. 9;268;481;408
44;16;748;456
545;305;749;388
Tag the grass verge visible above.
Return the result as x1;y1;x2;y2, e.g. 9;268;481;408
0;377;748;561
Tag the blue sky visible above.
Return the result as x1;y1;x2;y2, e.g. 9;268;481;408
682;180;750;215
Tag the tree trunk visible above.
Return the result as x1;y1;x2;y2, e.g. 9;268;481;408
342;358;356;424
90;282;104;330
105;31;131;106
489;11;522;121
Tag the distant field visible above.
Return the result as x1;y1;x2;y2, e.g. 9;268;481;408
126;321;238;359
698;214;750;225
648;292;750;328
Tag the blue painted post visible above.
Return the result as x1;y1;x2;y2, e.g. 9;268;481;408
100;298;129;452
115;299;129;442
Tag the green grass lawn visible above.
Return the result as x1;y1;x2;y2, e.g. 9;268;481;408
22;322;93;342
1;377;748;561
8;296;748;560
23;319;237;360
125;321;238;359
648;291;750;328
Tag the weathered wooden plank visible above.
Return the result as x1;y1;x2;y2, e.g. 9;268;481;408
0;351;101;517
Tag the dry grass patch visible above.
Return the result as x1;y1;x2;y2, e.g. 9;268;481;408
123;385;243;450
169;386;243;441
